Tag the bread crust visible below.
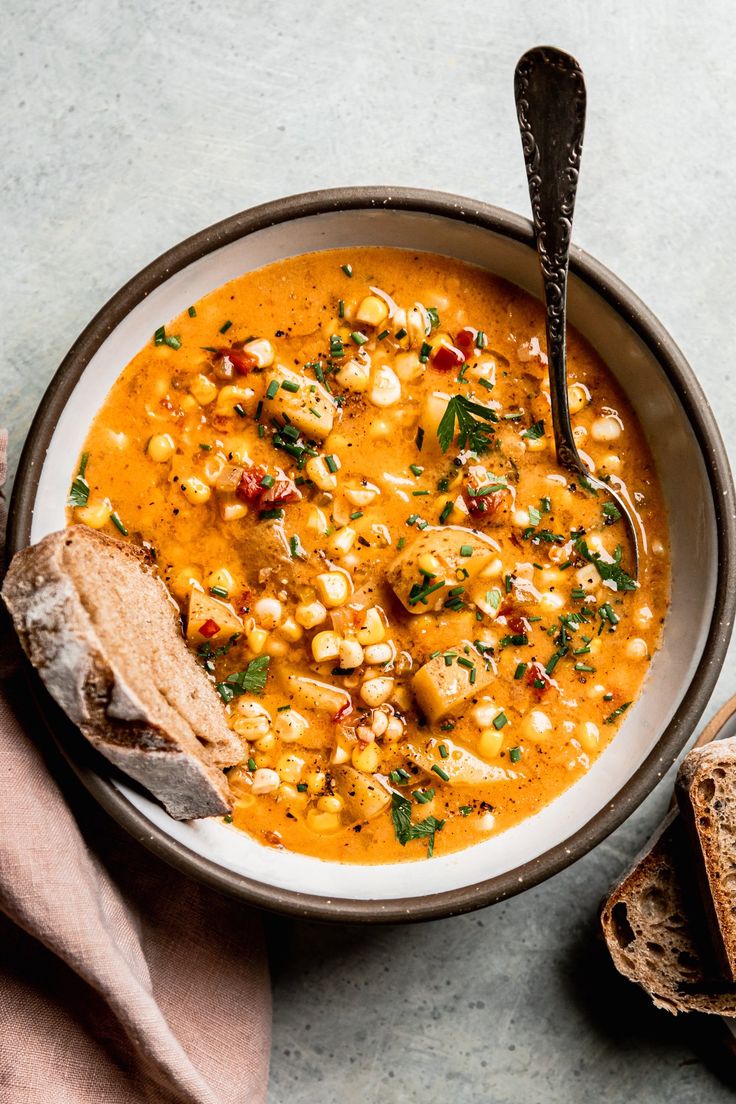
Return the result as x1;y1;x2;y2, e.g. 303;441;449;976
601;812;736;1015
2;527;243;820
676;740;736;982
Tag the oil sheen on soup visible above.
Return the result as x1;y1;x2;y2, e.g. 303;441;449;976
70;248;670;863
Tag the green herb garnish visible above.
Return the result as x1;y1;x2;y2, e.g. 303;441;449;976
391;792;445;857
67;452;90;508
437;394;498;454
216;655;270;702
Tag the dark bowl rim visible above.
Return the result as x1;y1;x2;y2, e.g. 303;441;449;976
7;184;736;924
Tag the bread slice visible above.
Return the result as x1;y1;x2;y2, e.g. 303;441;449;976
601;812;736;1015
677;739;736;981
2;526;244;820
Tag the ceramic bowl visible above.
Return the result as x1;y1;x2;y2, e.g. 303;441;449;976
8;187;736;922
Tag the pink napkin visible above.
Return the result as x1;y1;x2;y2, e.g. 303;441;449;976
0;430;271;1103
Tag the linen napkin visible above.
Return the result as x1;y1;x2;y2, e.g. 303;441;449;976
0;430;271;1104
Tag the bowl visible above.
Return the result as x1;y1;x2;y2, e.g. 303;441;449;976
8;186;736;922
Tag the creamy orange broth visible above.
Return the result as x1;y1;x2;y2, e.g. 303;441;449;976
70;248;669;862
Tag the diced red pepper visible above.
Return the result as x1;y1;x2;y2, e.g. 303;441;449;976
455;327;478;354
199;619;221;639
431;344;465;372
236;466;268;503
333;702;353;724
216;347;257;375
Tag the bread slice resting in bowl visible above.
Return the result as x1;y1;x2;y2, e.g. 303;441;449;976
2;526;244;820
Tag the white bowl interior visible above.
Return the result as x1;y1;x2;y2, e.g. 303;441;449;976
29;207;716;901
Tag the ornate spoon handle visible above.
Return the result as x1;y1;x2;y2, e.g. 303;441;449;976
514;46;639;576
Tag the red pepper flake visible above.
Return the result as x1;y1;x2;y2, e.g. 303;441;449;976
431;344;465;372
236;466;268;503
199;619;221;639
216;347;257;375
333;701;353;724
505;612;532;636
259;475;301;508
236;465;302;510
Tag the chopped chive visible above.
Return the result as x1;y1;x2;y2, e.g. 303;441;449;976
199;443;212;451
456;656;474;670
233;403;246;418
395;327;407;340
314;363;325;383
415;426;425;451
509;746;522;763
514;662;527;681
210;586;229;598
604;701;632;725
493;711;508;730
325;454;338;473
260;474;276;489
341;263;353;277
265;380;279;399
460;805;472;816
410;464;424;477
109;512;128;536
350;510;363;520
377;329;389;341
281;379;300;393
431;764;450;782
419;341;432;363
351;331;368;346
338;299;345;318
154;325;166;344
219;320;232;334
188;305;197;317
397;537;406;550
476;330;487;349
258;424;266;438
247;757;257;771
439;743;449;759
296;782;308;792
603;692;614;702
260;507;284;520
574;662;596;673
439;501;453;524
504;574;512;593
479;378;494;391
277;704;291;712
459;544;473;557
412;490;429;496
413;789;435;804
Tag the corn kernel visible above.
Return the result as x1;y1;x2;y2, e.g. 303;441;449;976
216;385;253;416
206;566;234;594
182;476;211;505
418;552;442;577
311;630;342;663
355;295;389;327
337;356;371;392
339;638;364;669
306;808;342;833
279;617;303;642
356;607;386;645
275;710;309;743
306;455;338;491
230;700;271;738
344;481;380;507
626;637;648;659
359;676;394;708
76;497;113;529
317;794;344;814
385;716;404;741
247;625;269;654
172;565;201;597
368;364;401;408
394;350;424;381
478;728;504;759
276;752;305;783
525;434;547;452
314;571;351;607
521;709;553;742
307;506;329;535
253;597;283;628
189;374;218;405
219;500;249;522
329;527;356;556
352;741;381;773
567;383;589;414
295;601;328;629
243;337;274;368
364;642;394;665
591;416;622;442
251;768;280;795
307;770;327;794
578;721;600;752
147;433;176;462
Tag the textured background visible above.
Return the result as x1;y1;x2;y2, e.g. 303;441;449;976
4;1;736;1100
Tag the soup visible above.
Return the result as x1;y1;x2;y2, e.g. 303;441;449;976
69;248;669;862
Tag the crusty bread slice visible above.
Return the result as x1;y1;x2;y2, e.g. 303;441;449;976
2;526;244;820
677;739;736;982
601;812;736;1015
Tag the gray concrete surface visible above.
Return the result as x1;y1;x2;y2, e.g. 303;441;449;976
3;1;736;1100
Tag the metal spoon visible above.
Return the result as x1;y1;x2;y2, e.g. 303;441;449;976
514;46;640;577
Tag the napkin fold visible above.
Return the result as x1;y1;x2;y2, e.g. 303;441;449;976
0;430;271;1104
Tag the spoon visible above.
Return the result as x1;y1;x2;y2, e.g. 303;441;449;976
514;46;640;578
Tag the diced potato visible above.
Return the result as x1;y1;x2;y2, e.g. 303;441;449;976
412;641;494;722
264;364;335;440
405;738;508;785
386;527;499;614
335;769;390;821
187;588;243;643
281;674;350;722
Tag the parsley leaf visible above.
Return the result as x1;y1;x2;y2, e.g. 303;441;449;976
391;792;445;857
426;306;441;332
575;538;637;592
216;655;270;702
522;420;545;440
602;501;622;523
67;452;90;508
436;394;498;454
527;504;542;527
